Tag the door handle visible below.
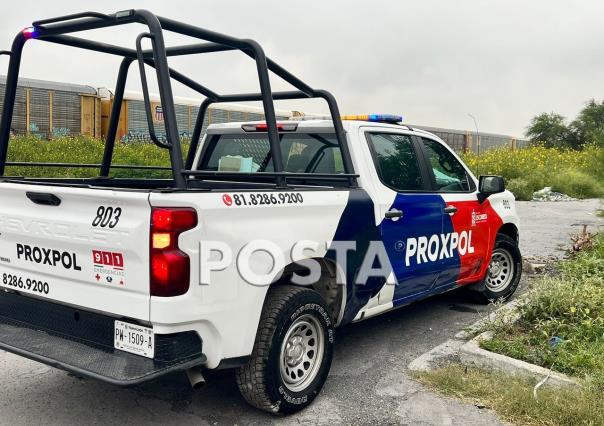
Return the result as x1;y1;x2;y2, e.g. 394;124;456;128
443;206;458;215
385;209;403;219
26;192;61;206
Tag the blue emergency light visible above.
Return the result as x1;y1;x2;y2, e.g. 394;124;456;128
341;114;403;124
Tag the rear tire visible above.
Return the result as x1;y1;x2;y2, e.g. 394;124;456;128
473;233;522;303
236;285;334;414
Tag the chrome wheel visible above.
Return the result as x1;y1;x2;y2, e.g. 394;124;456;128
486;248;514;292
279;314;324;392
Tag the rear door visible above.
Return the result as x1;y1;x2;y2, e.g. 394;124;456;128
0;182;151;320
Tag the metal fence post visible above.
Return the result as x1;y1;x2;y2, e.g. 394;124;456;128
48;90;54;139
25;88;30;135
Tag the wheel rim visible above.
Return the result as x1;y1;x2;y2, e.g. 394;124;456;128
486;248;515;292
279;314;324;392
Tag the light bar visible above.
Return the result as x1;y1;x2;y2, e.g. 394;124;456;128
341;114;403;124
241;122;299;132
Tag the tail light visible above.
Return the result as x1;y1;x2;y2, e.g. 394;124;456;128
150;207;197;297
241;122;298;132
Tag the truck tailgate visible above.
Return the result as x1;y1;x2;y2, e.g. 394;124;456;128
0;183;151;320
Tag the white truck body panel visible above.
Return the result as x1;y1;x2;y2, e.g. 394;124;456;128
0;183;151;320
148;189;350;367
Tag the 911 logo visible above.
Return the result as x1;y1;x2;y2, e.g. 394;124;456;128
92;250;125;286
93;251;124;268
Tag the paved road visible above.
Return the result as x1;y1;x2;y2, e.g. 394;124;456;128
517;198;602;258
0;199;601;425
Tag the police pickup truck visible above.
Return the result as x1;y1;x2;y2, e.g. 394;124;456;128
0;10;521;415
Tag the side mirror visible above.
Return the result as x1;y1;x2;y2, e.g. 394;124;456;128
478;175;505;203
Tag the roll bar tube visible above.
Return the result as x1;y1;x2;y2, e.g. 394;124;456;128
0;9;357;188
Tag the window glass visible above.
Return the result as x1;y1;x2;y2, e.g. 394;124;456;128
200;133;345;174
367;133;424;191
421;138;471;192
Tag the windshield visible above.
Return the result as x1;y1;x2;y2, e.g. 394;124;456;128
199;133;345;174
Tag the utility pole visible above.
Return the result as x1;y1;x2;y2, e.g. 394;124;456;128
468;113;480;155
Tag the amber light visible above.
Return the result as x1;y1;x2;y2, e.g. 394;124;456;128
152;233;171;249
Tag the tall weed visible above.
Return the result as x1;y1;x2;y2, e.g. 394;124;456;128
463;144;604;200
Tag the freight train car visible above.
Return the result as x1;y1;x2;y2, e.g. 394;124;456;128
0;76;291;143
101;91;292;143
412;124;528;154
0;75;101;138
1;75;526;152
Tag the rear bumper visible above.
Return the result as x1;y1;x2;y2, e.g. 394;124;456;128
0;291;205;386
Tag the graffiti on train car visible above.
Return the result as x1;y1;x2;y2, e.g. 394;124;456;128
120;130;193;143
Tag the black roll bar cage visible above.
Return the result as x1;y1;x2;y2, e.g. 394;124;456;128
0;9;358;188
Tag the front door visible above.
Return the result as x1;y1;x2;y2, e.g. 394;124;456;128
418;137;492;287
365;132;447;305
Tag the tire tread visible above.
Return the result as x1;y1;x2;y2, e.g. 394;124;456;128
236;285;313;413
473;233;522;303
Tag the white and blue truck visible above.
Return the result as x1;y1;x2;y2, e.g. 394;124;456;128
0;10;521;414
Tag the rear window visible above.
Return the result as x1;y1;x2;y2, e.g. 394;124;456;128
198;133;345;174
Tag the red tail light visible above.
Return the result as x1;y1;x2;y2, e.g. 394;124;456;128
241;122;298;132
253;123;280;132
150;207;197;297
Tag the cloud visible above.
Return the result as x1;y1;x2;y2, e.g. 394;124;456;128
1;0;603;136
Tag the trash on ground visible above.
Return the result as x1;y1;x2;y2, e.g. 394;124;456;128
548;336;564;348
532;187;577;202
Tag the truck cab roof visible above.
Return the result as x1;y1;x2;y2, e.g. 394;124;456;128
206;119;443;141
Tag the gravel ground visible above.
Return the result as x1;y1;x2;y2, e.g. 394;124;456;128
0;199;601;425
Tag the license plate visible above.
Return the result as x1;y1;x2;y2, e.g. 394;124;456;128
114;320;154;359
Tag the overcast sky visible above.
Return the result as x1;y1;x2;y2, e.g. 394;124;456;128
1;0;602;137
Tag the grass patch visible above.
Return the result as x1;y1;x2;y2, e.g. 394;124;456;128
481;233;604;388
417;365;604;426
551;170;604;199
417;234;604;425
4;135;189;179
462;144;604;200
5;136;604;198
506;178;534;201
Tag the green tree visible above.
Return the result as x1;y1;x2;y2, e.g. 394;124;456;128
525;112;569;148
569;99;604;147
